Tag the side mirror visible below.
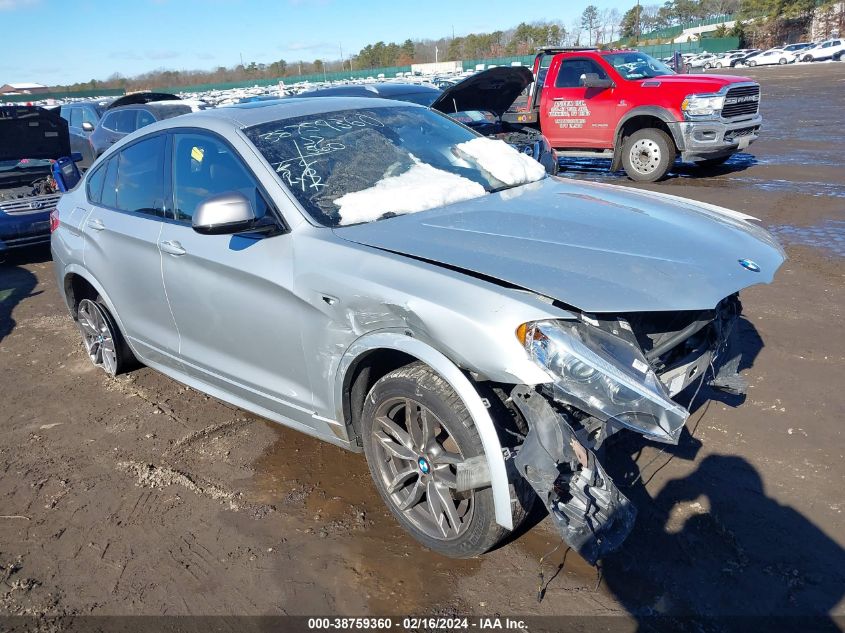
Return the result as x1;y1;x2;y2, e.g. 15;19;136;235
81;121;95;132
192;192;258;235
581;73;614;89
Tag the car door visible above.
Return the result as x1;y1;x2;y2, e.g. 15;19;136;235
540;57;618;147
157;130;314;425
82;134;180;367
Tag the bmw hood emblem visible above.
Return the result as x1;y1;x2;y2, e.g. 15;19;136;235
738;258;761;272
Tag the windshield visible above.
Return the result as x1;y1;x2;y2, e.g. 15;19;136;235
244;106;546;227
604;52;675;80
393;91;440;106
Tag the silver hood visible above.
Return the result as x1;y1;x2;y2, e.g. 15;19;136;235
332;178;785;314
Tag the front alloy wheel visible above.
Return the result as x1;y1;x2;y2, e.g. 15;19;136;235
371;396;470;540
361;362;515;558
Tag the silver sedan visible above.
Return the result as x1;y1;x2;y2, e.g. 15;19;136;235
51;98;784;561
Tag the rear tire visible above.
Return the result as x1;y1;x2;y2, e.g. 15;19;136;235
361;362;528;558
748;60;757;67
779;57;787;65
76;297;134;376
621;128;675;182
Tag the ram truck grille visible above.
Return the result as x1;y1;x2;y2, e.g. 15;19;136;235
722;85;761;119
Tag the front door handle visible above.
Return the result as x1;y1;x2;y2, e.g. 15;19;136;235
86;218;105;231
159;240;186;256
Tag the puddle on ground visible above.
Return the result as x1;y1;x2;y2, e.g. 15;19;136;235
767;219;845;257
244;417;482;613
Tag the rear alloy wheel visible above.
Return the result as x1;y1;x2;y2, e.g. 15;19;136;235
779;57;788;65
622;128;674;182
361;362;509;558
77;298;132;376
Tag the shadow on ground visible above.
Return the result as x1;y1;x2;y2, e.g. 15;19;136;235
0;246;49;344
556;153;758;182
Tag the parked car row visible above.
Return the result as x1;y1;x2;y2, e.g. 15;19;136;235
678;39;844;72
57;93;206;168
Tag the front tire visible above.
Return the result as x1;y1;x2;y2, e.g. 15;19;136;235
779;57;787;65
621;128;675;182
76;297;133;376
748;60;757;67
361;362;509;558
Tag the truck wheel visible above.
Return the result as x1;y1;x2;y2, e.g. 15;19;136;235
622;128;675;182
76;297;134;376
361;362;522;558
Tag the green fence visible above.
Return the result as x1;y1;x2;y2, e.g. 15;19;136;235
636;14;735;42
636;36;740;58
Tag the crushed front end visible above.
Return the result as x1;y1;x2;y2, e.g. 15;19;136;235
510;295;745;564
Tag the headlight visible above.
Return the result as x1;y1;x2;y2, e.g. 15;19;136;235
681;93;726;119
518;320;689;443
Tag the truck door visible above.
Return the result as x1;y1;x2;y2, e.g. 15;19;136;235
540;57;619;148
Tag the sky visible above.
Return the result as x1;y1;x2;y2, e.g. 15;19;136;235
0;0;633;86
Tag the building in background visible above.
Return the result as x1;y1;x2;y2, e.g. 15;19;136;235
0;82;49;95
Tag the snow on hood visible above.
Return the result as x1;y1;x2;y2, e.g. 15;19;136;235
335;162;486;226
456;137;546;187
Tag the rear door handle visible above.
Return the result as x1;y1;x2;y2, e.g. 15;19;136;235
86;218;105;231
159;240;186;256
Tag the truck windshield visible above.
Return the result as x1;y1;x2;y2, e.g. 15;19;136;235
604;52;675;80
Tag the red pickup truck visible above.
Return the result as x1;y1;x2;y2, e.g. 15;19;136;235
501;48;762;182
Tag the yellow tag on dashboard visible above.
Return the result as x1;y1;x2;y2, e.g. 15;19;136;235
191;146;204;163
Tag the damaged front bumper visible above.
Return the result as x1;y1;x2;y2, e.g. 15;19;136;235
511;385;636;565
508;297;747;564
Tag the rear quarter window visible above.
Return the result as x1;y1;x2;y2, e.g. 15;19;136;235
114;135;167;217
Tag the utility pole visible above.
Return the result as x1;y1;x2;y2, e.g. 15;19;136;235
636;0;641;45
435;45;439;64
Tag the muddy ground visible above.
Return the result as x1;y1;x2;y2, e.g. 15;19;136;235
0;62;843;628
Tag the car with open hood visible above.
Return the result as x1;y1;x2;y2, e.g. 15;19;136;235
292;68;559;175
51;98;784;562
1;105;81;258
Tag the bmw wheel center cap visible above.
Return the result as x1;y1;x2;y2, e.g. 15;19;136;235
418;456;431;474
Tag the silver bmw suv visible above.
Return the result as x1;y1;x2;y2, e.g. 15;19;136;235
52;98;784;561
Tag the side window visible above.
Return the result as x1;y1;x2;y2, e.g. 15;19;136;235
555;59;609;88
82;107;98;126
115;135;167;217
114;110;136;134
101;157;118;208
172;133;269;222
101;112;118;131
136;110;156;129
86;163;106;204
69;107;83;128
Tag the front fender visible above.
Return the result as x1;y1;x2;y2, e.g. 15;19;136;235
335;331;514;530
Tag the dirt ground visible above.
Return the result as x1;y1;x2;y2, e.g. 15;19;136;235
0;63;843;627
